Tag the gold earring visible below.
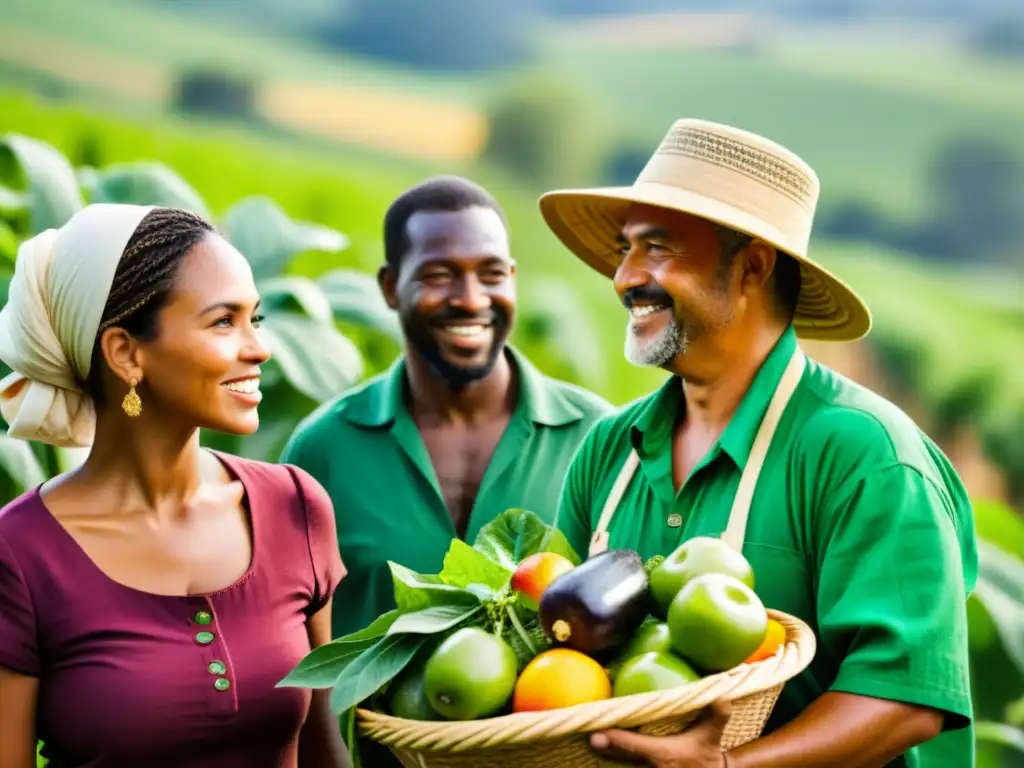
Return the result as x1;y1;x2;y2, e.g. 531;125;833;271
122;378;142;418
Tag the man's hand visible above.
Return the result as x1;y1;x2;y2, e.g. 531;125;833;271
589;698;733;768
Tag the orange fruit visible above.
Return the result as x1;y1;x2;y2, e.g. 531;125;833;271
512;648;611;712
510;552;575;605
744;618;786;663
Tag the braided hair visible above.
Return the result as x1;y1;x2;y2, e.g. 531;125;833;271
85;207;215;403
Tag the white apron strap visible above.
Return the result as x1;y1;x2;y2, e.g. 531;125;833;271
720;348;805;552
587;348;806;559
588;449;640;557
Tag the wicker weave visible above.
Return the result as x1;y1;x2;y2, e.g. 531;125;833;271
357;609;816;767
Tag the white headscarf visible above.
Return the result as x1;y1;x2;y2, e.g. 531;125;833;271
0;203;155;448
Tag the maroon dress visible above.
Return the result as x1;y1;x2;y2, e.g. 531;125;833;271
0;453;346;768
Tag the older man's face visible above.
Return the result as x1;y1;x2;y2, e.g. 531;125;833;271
613;204;738;369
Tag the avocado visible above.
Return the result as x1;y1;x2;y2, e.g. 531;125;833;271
538;549;650;656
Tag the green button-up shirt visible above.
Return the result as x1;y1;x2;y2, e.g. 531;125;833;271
280;347;613;638
556;326;977;768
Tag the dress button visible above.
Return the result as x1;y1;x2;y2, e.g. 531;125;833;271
208;660;226;675
667;513;683;528
196;631;215;645
194;610;213;625
214;677;231;691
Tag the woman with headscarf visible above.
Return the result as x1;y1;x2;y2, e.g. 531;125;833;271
0;204;351;767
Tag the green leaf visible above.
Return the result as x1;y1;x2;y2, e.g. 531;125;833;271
0;185;27;217
387;603;483;636
472;508;581;570
278;610;400;689
258;312;364;402
0;435;47;499
974;538;1024;677
0;133;84;232
388;561;482;613
975;722;1024;755
258;275;333;324
0;221;18;267
440;538;514;593
316;269;401;340
329;633;428;714
78;162;210;218
220;196;348;280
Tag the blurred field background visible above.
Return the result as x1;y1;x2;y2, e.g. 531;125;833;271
1;0;1023;764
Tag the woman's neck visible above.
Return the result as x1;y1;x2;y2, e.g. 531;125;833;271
78;409;208;514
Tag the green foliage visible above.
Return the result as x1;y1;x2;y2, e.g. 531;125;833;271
278;508;567;759
0;130;391;470
481;71;611;188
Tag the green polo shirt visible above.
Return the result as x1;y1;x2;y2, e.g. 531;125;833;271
280;346;613;638
556;326;977;768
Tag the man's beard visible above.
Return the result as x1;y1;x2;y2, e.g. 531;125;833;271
404;308;508;389
625;312;685;368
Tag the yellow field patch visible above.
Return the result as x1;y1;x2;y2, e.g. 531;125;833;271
256;82;488;163
0;25;171;101
0;24;488;163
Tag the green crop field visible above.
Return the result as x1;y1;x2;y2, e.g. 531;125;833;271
4;85;1022;431
4;0;1024;218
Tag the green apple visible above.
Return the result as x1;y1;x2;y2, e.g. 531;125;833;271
649;536;755;617
613;651;702;697
667;572;768;673
423;627;518;720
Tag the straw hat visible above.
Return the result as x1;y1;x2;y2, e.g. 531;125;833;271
538;119;872;341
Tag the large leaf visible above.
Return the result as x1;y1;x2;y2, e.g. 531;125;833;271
220;196;348;280
472;508;581;570
0;435;47;501
258;275;333;324
258;312;364;402
279;610;400;689
388;562;482;613
0;133;84;233
0;223;18;268
78;162;210;218
386;603;483;636
974;538;1024;677
0;185;27;218
316;269;401;340
519;279;606;386
329;633;428;714
975;722;1024;756
440;538;513;593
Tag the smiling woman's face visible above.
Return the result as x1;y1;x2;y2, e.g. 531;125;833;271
128;234;270;435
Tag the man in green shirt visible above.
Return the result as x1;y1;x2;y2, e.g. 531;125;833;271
280;175;612;640
540;120;977;767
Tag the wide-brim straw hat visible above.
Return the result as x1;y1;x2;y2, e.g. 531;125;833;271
538;119;872;342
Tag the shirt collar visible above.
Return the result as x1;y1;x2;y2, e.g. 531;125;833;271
343;345;585;429
630;325;799;469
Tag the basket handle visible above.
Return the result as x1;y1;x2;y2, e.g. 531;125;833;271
588;347;805;559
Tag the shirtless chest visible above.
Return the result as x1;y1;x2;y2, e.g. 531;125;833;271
420;420;508;539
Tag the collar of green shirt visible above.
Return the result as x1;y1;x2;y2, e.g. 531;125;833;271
631;325;799;470
341;345;586;428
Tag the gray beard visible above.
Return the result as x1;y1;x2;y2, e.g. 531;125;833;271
624;314;685;368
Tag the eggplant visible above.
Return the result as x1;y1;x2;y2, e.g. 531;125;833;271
538;549;650;656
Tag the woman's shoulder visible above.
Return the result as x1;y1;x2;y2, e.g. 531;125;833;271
0;487;49;544
212;451;334;527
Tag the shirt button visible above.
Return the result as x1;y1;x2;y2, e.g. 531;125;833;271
195;631;215;645
214;677;231;692
667;513;683;528
208;661;226;675
194;611;213;625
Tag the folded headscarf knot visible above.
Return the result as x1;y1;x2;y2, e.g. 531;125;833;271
0;204;155;447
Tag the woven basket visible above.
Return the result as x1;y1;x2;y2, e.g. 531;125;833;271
357;609;816;767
